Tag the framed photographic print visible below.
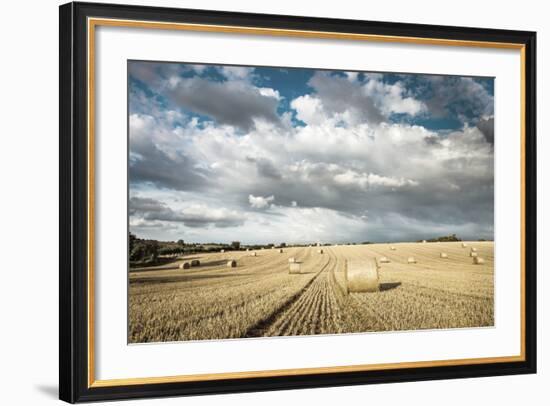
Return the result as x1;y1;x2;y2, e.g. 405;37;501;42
59;1;537;403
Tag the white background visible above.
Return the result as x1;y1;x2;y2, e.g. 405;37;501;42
0;0;547;404
95;25;521;380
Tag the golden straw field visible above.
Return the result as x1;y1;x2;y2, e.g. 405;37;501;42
128;241;494;343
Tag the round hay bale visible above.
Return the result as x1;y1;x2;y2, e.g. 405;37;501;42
179;262;190;269
288;257;296;263
473;256;485;265
251;252;257;256
279;248;283;253
470;247;477;252
190;259;200;267
227;259;237;268
378;256;390;264
289;262;301;274
422;240;427;243
345;259;379;293
470;252;478;257
440;252;448;258
220;249;225;253
407;257;417;264
390;246;396;251
318;249;324;254
462;242;468;248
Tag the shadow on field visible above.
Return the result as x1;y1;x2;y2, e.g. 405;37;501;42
130;259;230;273
199;259;229;267
379;282;402;291
130;265;180;272
130;273;247;285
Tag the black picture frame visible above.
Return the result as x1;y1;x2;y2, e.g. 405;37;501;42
59;1;537;403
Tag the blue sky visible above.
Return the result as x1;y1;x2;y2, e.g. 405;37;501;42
128;61;494;244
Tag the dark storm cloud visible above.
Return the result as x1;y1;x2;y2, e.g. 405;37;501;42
130;197;245;228
423;134;443;146
419;76;494;122
129;135;209;192
308;72;385;124
245;156;282;180
226;151;494;241
476;117;495;145
169;77;281;131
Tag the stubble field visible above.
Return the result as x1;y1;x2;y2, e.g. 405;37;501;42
128;242;494;343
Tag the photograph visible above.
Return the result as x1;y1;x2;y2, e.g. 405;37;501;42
127;61;495;343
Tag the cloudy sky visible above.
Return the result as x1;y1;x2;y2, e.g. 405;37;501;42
128;61;494;244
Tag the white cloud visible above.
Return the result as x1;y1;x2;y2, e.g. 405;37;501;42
248;194;275;209
245;206;370;245
364;79;426;116
333;170;418;189
345;72;358;82
290;95;325;125
258;87;281;100
219;66;254;80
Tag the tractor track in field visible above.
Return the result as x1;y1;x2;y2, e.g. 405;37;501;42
242;251;333;338
267;250;343;336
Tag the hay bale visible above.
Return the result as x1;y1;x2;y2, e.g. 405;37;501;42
227;259;237;268
288;257;296;263
318;249;324;254
279;248;283;253
190;259;200;267
462;242;468;248
407;257;417;264
378;256;390;263
470;252;478;257
390;246;396;251
179;262;190;269
289;262;301;274
345;259;379;293
422;240;427;243
473;256;485;265
246;248;250;251
220;249;225;253
470;247;477;252
440;252;448;258
251;252;257;256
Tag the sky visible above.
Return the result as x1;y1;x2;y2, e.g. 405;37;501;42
128;61;495;244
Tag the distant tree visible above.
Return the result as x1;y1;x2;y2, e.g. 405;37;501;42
231;241;241;250
422;234;462;243
280;242;286;248
130;241;146;262
129;232;137;254
149;240;159;262
177;239;185;246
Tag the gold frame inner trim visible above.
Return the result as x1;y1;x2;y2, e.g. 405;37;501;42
87;17;527;388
